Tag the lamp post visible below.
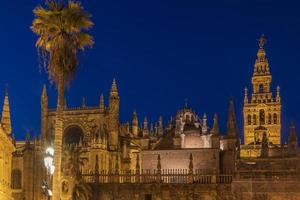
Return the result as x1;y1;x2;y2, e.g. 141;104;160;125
42;147;55;200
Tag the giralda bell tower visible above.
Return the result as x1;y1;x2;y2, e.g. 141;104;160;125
243;35;281;146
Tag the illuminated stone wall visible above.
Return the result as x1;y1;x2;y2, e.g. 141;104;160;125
141;149;219;173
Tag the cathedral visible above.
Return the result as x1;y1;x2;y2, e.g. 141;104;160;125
0;36;299;200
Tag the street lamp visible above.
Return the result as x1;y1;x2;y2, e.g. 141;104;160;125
42;147;55;199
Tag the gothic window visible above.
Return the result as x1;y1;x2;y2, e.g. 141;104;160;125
63;126;84;145
268;114;272;124
253;115;257;125
11;169;22;189
259;84;264;93
247;115;251;125
273;113;278;124
259;110;265;125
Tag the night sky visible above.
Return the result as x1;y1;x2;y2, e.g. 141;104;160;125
0;0;300;142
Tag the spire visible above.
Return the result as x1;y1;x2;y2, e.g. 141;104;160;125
82;97;86;108
254;35;270;76
202;113;207;133
156;154;161;171
1;88;12;135
227;97;238;137
189;153;193;173
143;117;149;130
244;87;248;104
276;86;281;102
100;93;105;113
158;116;163;136
132;111;138;126
41;84;48;101
110;78;118;97
211;113;220;136
288;122;297;143
132;111;139;137
41;84;48;112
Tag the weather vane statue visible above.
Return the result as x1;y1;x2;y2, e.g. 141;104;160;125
258;34;267;48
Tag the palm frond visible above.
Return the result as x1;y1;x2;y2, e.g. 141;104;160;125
31;0;94;84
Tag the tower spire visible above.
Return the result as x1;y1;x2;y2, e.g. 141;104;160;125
254;35;270;76
227;97;238;137
110;78;118;97
41;84;48;111
244;87;248;104
100;93;105;113
42;84;48;100
1;88;12;135
211;113;220;136
132;111;139;137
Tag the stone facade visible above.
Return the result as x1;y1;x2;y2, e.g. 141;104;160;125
1;36;299;200
0;91;15;200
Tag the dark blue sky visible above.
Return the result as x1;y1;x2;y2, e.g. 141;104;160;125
0;0;300;142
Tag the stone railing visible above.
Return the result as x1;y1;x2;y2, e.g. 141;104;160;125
236;170;300;181
82;170;233;184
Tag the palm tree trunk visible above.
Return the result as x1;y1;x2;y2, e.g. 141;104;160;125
52;72;65;200
57;73;65;111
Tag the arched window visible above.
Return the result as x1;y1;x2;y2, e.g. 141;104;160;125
63;126;84;145
253;115;257;125
259;110;265;125
12;169;22;189
268;114;272;124
247;115;251;125
259;84;264;93
273;114;278;124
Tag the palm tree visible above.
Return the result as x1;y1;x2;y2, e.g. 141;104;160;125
31;0;94;110
63;145;92;200
31;1;93;199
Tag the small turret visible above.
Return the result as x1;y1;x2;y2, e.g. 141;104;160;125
211;113;220;136
1;88;12;135
108;79;120;150
288;123;298;152
244;87;248;104
100;93;105;113
143;116;149;137
158;116;163;136
276;86;281;103
211;113;220;149
110;78;118;97
82;97;86;108
150;123;154;136
202;113;207;133
41;84;48;108
41;85;48;144
132;111;139;137
227;97;238;137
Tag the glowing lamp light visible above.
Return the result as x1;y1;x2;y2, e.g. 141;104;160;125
46;147;54;156
50;165;55;175
44;147;55;173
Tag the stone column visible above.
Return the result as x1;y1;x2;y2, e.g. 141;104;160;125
188;153;194;184
52;114;64;200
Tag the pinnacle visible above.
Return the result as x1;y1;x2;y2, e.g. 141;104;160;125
1;89;12;135
110;78;118;96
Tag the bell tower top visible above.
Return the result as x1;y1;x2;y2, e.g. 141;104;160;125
243;35;282;147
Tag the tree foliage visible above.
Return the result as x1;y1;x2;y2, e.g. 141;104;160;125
31;0;94;84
